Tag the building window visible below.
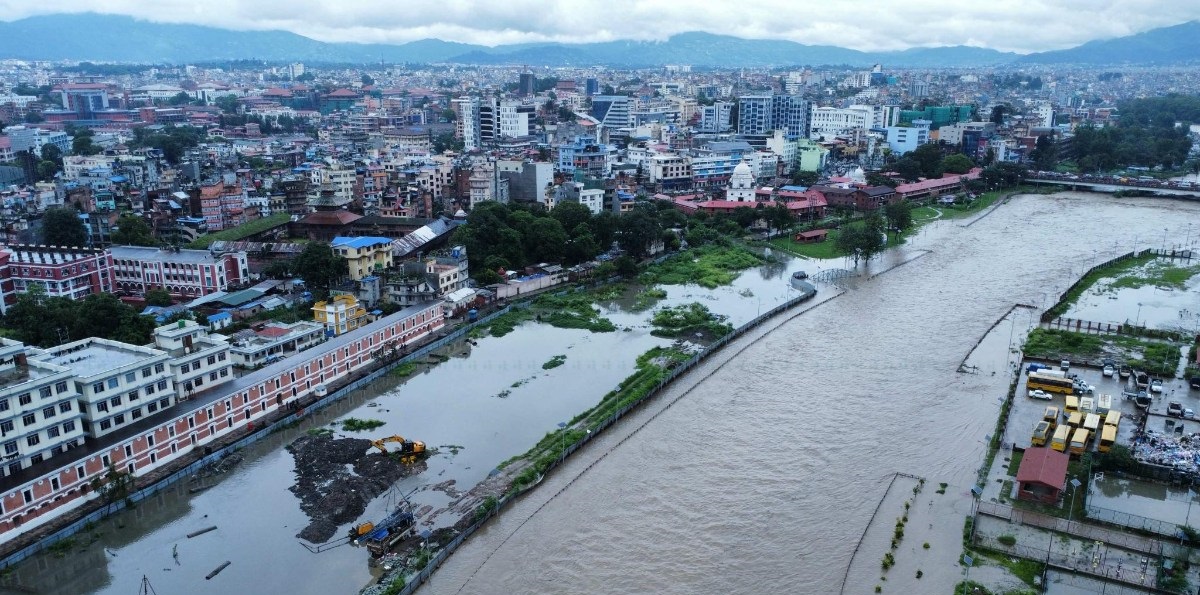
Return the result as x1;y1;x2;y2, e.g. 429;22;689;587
97;402;108;412
55;381;68;394
160;398;169;409
125;372;136;383
109;396;121;407
141;367;151;378
41;407;55;419
47;426;59;438
0;420;12;434
131;409;142;420
107;377;119;390
218;352;226;361
63;421;75;433
128;390;139;401
26;434;39;447
3;441;16;455
155;364;165;373
207;355;216;365
146;384;156;395
157;380;168;391
18;393;32;406
39;387;53;399
92;382;105;394
22;414;36;427
114;414;125;425
59;401;71;414
148;402;158;413
0;399;8;412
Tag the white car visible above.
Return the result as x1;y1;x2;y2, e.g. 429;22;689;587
1102;365;1115;377
1186;408;1196;420
1074;383;1095;395
1028;389;1052;400
1150;379;1164;393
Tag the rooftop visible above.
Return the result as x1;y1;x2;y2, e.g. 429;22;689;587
110;245;220;264
332;236;394;250
43;339;165;379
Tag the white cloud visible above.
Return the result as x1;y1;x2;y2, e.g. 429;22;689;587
0;0;1198;53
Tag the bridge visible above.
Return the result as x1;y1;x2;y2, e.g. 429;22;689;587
1026;177;1200;197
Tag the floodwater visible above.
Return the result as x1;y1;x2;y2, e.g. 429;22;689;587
1064;260;1200;331
413;192;1200;595
1089;476;1200;527
6;242;814;595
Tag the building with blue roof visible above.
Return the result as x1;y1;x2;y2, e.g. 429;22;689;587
331;236;394;280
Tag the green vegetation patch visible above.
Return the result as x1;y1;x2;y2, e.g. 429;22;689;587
640;245;765;288
340;418;386;432
766;231;844;260
390;362;418;378
186;213;291;249
533;293;616;332
1109;261;1200;291
631;287;668;312
1007;450;1024;476
649;303;734;339
542;355;567;370
1023;328;1104;359
482;309;533;337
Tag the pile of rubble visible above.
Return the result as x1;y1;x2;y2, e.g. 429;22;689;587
287;434;426;543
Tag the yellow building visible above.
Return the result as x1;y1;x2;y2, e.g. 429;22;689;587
331;236;394;281
312;294;370;336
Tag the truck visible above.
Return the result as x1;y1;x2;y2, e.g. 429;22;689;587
1096;393;1113;416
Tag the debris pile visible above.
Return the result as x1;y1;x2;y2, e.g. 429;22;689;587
1132;430;1200;474
287;434;426;543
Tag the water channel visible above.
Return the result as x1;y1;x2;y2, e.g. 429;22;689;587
6;235;829;595
410;192;1200;595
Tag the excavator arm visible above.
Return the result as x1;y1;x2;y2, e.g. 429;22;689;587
370;436;427;462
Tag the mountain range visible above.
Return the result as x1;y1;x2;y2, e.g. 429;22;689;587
0;13;1197;67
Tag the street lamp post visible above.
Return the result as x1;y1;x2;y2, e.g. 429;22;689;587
1135;302;1143;327
557;421;568;461
1067;477;1082;528
1162;227;1169;253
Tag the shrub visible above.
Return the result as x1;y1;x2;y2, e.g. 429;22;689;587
997;534;1017;547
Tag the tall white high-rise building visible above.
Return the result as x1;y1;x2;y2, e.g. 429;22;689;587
453;96;481;151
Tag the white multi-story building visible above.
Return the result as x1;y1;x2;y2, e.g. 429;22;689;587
42;338;173;439
726;161;757;202
151;321;233;401
699;102;733;133
453;96;481;151
884;119;931;155
322;167;356;204
590;95;632;129
0;339;85;477
808;105;874;141
228;321;326;368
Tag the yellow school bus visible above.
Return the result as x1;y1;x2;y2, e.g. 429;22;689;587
1084;413;1101;434
1065;395;1080;413
1098;425;1118;453
1043;406;1059;430
1032;421;1053;446
1051;425;1072;452
1069;428;1091;455
1068;411;1083;429
1104;410;1121;428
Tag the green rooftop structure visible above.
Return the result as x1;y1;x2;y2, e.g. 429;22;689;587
899;105;973;129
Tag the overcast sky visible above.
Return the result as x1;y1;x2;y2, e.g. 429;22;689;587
1;1;1198;53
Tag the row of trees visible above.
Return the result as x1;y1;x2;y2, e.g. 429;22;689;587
1070;95;1200;172
260;242;348;300
2;286;159;347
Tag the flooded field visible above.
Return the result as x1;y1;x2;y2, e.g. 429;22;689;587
413;192;1200;595
1064;259;1200;331
6;242;817;595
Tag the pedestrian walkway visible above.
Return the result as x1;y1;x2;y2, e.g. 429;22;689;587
979;501;1166;556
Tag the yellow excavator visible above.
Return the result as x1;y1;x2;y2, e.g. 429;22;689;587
370;435;427;464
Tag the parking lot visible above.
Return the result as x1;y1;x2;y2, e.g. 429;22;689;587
1009;361;1198;448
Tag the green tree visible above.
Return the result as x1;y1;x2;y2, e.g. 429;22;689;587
940;154;974;174
71;129;99;156
111;215;159;246
1029;135;1058;171
565;224;600;265
293;242;348;300
263;259;294;279
523;218;568;263
614;255;638;277
432;132;464;154
550;201;593;236
361;74;375;86
616;205;662;258
167;92;193;106
835;216;886;266
763;203;794;235
909;143;946;178
892;157;923;182
215;94;240;114
790;170;819;187
42;206;88;247
557;106;576;122
145;288;173;307
884;201;914;239
731;206;758;228
73;293;156;345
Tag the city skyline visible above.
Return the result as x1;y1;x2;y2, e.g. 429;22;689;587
0;1;1198;54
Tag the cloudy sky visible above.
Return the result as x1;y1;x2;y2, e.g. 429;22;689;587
1;0;1198;53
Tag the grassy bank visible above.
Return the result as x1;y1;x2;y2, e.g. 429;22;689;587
649;303;734;339
640;245;766;288
1046;251;1158;319
1109;260;1200;291
1024;328;1182;376
186;213;291;249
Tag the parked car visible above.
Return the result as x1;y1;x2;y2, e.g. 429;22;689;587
1074;383;1095;395
1102;365;1115;377
1119;365;1132;379
1150;378;1164;393
1028;389;1053;401
1186;408;1196;420
1026;363;1051;374
1169;402;1184;417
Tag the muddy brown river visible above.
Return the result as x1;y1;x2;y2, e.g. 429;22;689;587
7;192;1197;595
414;192;1200;595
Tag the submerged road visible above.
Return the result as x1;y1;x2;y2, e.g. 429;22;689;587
416;193;1200;595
